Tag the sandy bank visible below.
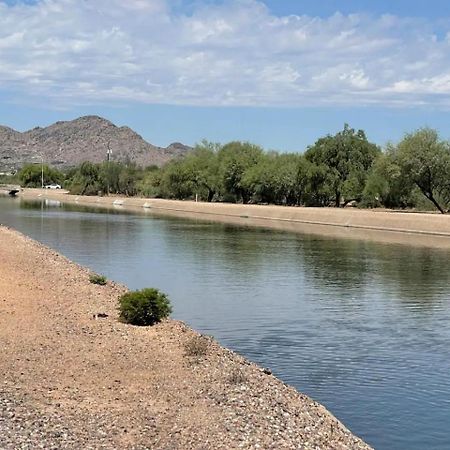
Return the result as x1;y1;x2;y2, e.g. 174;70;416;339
19;188;450;249
0;225;371;449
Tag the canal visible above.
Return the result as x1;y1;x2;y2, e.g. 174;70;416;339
1;196;450;450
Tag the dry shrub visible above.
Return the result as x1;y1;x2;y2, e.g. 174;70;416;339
184;335;210;358
228;368;248;385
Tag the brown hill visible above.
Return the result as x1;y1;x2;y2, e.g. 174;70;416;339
0;116;191;171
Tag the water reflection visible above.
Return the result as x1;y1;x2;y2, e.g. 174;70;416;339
152;216;450;308
371;245;450;309
5;199;144;266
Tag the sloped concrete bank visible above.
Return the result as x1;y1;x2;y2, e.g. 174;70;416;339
19;188;450;249
0;225;372;449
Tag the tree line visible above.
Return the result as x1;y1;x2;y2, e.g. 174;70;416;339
14;125;450;213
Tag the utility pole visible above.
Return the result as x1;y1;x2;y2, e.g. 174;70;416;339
106;143;112;195
41;155;44;189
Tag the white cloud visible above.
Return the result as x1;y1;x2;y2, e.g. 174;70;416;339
0;0;450;108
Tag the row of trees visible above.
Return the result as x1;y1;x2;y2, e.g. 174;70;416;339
15;125;450;213
139;125;450;213
138;125;379;207
17;160;148;197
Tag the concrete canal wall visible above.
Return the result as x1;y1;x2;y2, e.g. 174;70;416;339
18;188;450;248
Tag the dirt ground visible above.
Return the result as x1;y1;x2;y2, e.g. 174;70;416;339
0;225;372;449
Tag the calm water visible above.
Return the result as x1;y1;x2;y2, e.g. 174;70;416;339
1;197;450;450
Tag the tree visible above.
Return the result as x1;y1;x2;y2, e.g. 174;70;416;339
159;159;196;199
393;128;450;214
137;166;162;198
18;164;63;188
183;141;221;202
280;154;313;206
362;150;418;209
305;124;380;207
303;162;335;207
218;141;263;203
65;161;100;195
118;162;141;197
241;153;278;204
242;153;311;205
99;161;122;194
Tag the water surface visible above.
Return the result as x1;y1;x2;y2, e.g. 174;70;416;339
1;197;450;450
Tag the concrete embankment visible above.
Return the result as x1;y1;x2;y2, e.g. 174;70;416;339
19;188;450;249
0;225;372;449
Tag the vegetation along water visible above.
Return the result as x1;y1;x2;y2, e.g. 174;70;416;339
5;125;450;215
1;196;449;450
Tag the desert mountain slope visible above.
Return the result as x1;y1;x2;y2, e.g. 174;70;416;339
0;115;191;171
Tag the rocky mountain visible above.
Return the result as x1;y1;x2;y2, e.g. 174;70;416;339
0;116;191;172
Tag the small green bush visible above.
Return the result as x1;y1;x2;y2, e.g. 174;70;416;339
118;288;172;326
89;274;107;285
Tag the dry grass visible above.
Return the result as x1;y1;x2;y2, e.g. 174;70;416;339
184;335;210;358
228;368;248;385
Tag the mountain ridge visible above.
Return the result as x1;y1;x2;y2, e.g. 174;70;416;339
0;115;191;171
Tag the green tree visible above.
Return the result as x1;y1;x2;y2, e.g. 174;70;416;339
137;166;163;198
305;124;380;207
159;159;196;199
241;153;277;204
362;150;417;209
66;161;100;195
118;162;141;196
99;161;122;194
183;141;221;202
18;164;63;188
218;141;263;203
303;162;335;206
241;153;310;205
393;128;450;214
274;153;311;205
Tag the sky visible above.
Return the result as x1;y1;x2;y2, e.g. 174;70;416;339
1;0;450;151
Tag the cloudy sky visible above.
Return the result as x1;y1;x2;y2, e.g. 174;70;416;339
1;0;450;150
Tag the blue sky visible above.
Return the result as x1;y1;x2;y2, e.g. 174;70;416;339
263;0;450;20
1;0;450;151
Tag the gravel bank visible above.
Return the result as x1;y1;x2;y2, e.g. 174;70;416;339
0;226;372;449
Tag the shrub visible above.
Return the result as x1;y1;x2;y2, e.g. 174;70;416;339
184;335;210;357
118;288;172;326
228;368;248;385
89;274;107;285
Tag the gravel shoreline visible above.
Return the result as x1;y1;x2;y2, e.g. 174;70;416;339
0;225;372;449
